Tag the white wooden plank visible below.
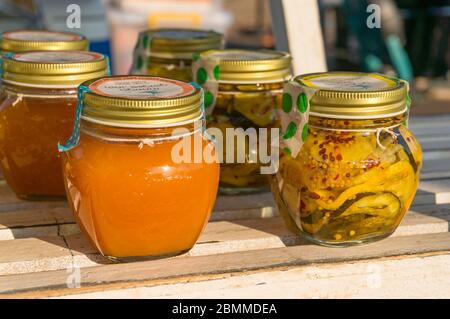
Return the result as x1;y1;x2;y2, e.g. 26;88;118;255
0;181;66;213
0;184;448;241
53;254;450;299
419;180;450;205
269;0;327;74
2;232;450;297
0;206;448;276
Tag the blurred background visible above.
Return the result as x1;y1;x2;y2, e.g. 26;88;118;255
0;0;449;115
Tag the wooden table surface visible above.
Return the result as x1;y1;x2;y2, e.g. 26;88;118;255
1;114;450;298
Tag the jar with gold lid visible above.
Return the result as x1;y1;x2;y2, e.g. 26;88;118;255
0;29;88;53
272;72;421;246
130;28;223;81
0;50;109;199
59;76;219;260
193;49;292;194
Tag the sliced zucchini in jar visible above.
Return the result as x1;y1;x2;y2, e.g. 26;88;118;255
339;192;401;218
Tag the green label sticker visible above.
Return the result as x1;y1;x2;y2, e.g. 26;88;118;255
204;91;214;108
196;67;208;85
297;92;308;113
283;122;297;140
213;65;220;81
283;147;292;156
301;123;309;141
282;93;292;113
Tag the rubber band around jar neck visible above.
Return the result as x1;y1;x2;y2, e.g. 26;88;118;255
80;113;205;129
81;126;204;144
308;107;408;120
308;123;402;133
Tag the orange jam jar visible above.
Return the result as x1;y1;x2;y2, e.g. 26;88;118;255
0;51;108;199
0;30;88;53
60;76;219;260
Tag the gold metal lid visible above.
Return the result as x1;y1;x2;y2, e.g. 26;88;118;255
295;72;408;119
2;51;109;87
136;28;223;60
198;49;292;83
81;76;203;127
0;30;88;52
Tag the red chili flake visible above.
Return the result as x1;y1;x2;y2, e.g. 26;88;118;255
344;120;350;125
309;192;320;199
333;174;339;180
319;148;326;155
300;200;306;210
326;187;332;191
322;178;327;183
322;154;328;161
345;172;351;178
319;143;324;149
301;187;307;192
336;154;343;161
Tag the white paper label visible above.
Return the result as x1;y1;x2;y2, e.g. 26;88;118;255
306;74;395;91
207;50;281;61
4;30;81;42
89;76;195;99
14;51;101;63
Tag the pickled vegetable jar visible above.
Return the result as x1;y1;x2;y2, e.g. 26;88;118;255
0;51;108;199
60;76;219;260
193;49;292;194
0;29;88;53
130;28;223;81
272;72;421;246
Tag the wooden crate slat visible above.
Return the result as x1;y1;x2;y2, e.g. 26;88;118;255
2;231;450;297
52;254;450;299
418;135;450;151
0;205;448;276
418;180;450;205
0;183;449;241
409;114;450;137
0;181;66;213
0;177;449;221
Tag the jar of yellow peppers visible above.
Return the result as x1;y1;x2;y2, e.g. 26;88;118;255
193;49;292;194
130;28;223;81
272;72;421;246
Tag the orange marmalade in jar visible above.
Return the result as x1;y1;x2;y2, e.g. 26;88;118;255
60;76;219;260
0;30;88;53
0;51;108;199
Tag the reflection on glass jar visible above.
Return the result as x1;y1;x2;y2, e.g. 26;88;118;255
0;51;108;199
194;49;292;194
271;72;422;246
61;76;219;260
130;28;223;81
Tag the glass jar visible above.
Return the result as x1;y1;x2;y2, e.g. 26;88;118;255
0;51;108;199
0;29;88;53
130;28;223;81
271;72;422;246
60;76;219;260
193;49;292;194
